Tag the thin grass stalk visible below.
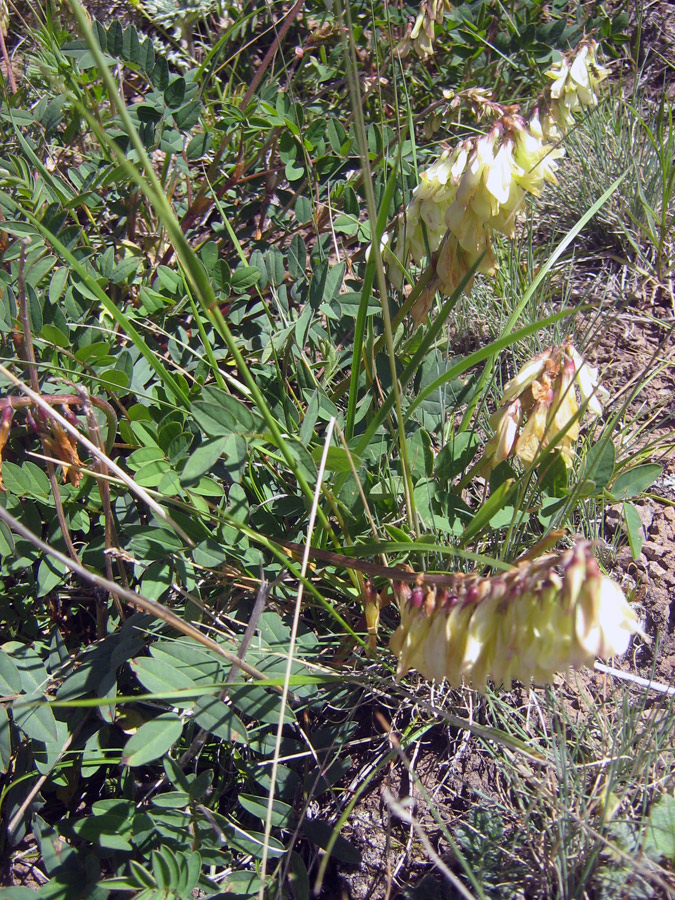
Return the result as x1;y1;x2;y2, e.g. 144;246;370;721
344;142;407;440
337;0;417;531
258;418;336;900
330;264;436;406
312;721;434;895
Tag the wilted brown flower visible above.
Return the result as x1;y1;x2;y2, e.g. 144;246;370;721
0;404;13;491
41;417;83;487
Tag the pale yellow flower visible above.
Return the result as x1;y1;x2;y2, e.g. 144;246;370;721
542;41;610;139
481;398;522;469
566;344;607;416
550;355;580;465
393;143;470;269
482;343;607;471
390;541;641;691
397;0;453;60
388;39;609;325
501;349;552;404
511;116;564;196
514;397;550;465
485;139;519;206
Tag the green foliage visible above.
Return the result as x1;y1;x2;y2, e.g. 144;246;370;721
0;0;668;898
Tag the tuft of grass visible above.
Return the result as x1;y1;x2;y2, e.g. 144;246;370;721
542;91;675;298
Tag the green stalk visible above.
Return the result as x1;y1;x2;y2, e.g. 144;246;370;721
337;0;416;531
344;143;406;440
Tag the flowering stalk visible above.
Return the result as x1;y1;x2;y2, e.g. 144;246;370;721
390;40;610;324
389;540;641;691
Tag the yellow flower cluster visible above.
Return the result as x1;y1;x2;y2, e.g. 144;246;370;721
396;0;454;60
540;42;612;139
482;342;607;471
389;541;641;691
391;41;609;324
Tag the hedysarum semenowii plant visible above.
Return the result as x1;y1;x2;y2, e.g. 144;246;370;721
480;342;608;471
389;541;641;691
389;40;610;323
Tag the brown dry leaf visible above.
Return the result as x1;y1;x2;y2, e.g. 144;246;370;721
42;421;83;487
0;405;13;491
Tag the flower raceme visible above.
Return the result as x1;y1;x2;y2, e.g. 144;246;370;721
481;343;607;471
389;541;641;691
391;40;609;324
541;42;611;139
396;0;454;60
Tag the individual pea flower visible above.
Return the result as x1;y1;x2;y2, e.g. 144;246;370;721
408;7;434;59
389;541;642;691
480;398;523;470
566;42;611;107
565;343;607;416
409;281;438;326
547;351;580;468
514;391;555;466
445;127;500;233
510;113;565;197
485;137;528;238
502;348;552;402
393;145;465;268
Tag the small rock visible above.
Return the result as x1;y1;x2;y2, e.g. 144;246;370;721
605;509;621;527
616;546;647;571
648;560;668;579
641;540;668;561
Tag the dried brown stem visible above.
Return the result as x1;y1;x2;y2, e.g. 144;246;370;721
0;24;16;95
76;385;127;623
